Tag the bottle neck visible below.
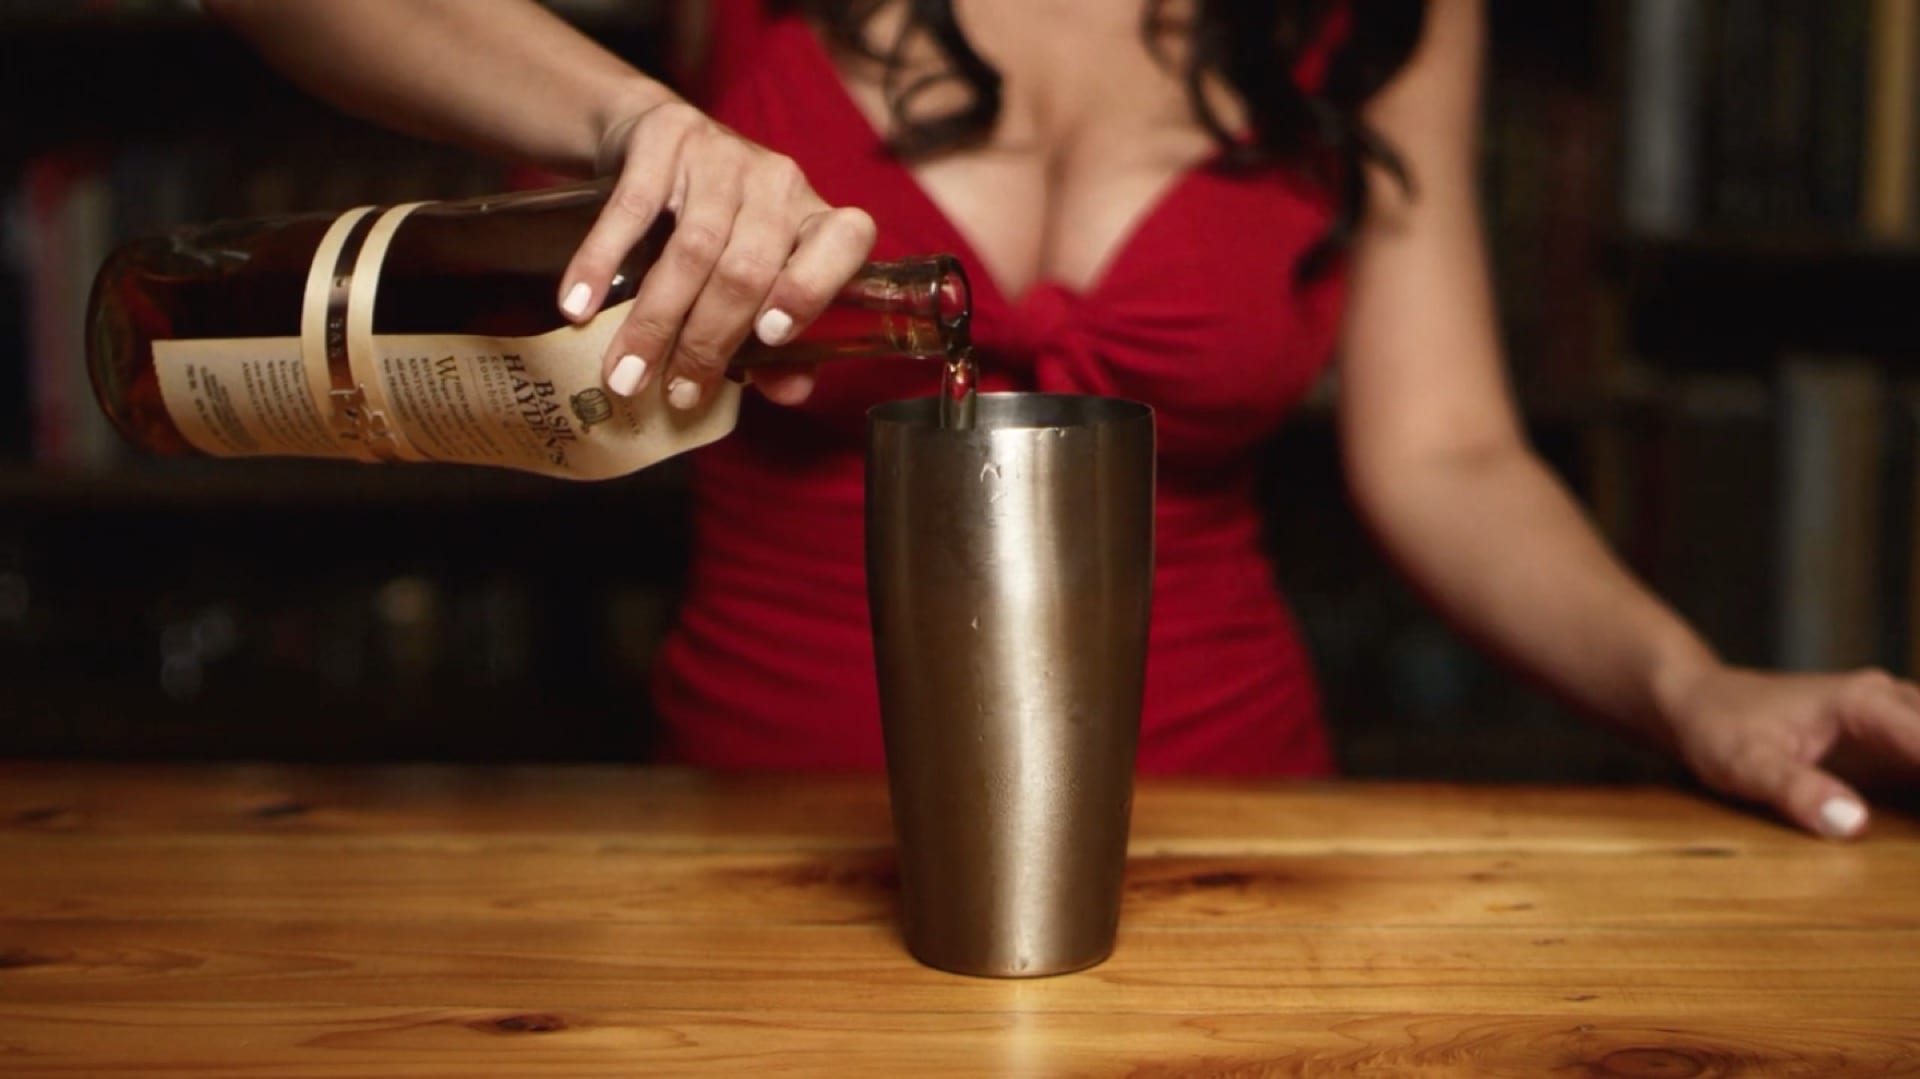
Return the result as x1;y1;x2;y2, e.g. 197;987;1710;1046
397;180;973;366
730;255;972;368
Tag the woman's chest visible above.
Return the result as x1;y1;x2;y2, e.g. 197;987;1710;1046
710;2;1349;457
830;0;1236;302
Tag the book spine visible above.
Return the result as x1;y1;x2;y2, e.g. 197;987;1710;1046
1619;0;1706;235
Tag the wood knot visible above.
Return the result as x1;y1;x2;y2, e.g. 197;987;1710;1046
0;948;58;971
249;801;311;820
472;1013;569;1035
1189;871;1254;890
1595;1047;1707;1078
783;856;899;893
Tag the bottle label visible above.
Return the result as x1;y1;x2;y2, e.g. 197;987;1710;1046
349;298;740;481
151;205;377;462
151;335;344;459
152;201;741;480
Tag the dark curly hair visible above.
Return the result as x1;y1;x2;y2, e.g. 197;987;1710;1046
778;0;1427;282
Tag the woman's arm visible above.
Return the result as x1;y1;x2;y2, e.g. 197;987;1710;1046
1333;0;1920;838
200;0;872;409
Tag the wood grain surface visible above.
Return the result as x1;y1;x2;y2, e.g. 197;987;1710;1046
1;763;1915;1076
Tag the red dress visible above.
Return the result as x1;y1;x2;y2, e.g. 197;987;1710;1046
648;1;1349;776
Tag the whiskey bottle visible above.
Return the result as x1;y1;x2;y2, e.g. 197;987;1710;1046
86;180;971;481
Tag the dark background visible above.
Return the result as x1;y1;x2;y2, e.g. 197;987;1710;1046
1;0;1916;784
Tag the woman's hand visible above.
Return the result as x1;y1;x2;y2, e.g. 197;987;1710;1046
558;97;878;410
1665;663;1920;840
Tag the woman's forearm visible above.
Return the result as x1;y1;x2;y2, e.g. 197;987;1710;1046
1350;440;1720;749
1328;0;1916;839
1332;0;1722;750
200;0;676;176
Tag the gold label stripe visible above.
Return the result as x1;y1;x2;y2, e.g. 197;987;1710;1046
298;206;379;462
342;202;432;463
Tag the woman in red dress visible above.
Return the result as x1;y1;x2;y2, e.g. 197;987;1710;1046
204;0;1920;839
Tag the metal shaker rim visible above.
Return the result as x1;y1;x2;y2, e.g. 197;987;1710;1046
868;392;1155;433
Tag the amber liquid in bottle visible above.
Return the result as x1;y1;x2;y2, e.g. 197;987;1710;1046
87;181;973;478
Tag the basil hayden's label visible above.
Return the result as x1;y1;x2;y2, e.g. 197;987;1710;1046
152;203;741;480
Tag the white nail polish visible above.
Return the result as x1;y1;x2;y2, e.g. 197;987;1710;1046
756;308;795;346
667;378;701;410
561;282;591;319
608;354;646;396
1819;797;1866;837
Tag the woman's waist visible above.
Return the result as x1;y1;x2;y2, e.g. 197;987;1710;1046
667;541;1312;716
688;473;1290;634
691;432;1271;561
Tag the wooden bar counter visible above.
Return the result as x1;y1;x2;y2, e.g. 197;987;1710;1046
0;762;1915;1075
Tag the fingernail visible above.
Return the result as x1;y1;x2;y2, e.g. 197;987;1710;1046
756;308;795;346
667;378;701;410
608;354;646;396
561;282;591;319
1819;797;1867;837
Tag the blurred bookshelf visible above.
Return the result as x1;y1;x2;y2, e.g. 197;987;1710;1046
1591;0;1920;692
1;1;1915;780
1281;0;1920;783
0;0;688;764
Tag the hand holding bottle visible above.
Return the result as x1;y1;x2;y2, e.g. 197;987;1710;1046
100;0;965;482
559;97;879;411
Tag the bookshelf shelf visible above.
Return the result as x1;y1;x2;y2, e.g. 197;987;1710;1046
1611;231;1920;263
0;455;690;510
1603;232;1920;367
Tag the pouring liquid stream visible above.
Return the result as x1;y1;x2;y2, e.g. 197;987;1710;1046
939;348;977;430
